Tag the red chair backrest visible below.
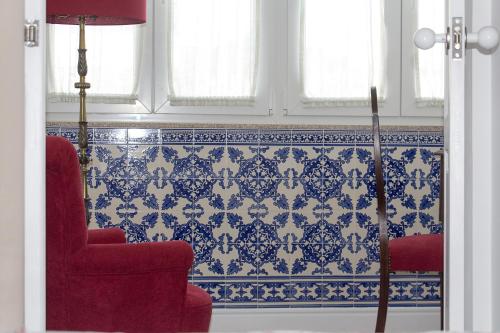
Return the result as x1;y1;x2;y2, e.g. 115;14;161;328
46;136;88;325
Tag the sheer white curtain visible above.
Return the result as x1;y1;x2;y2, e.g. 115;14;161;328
47;24;143;104
167;0;259;106
415;0;445;106
301;0;386;106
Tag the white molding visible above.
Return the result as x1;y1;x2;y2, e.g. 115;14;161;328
491;0;500;329
46;111;444;127
468;0;493;330
24;0;46;331
210;307;440;332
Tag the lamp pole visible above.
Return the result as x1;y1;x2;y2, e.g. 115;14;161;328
75;16;91;225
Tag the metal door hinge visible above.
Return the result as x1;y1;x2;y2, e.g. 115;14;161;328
24;20;39;47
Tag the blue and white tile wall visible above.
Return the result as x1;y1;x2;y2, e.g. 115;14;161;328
47;125;443;309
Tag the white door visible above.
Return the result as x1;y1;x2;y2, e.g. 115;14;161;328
24;0;45;331
416;0;499;330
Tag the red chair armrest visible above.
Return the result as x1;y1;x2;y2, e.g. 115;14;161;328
69;240;193;275
87;228;126;244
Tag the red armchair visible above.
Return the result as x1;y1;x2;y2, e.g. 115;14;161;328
46;136;212;332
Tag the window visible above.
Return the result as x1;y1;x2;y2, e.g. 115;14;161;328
167;0;259;106
399;0;445;116
301;0;386;106
47;24;142;104
46;0;445;123
414;0;445;106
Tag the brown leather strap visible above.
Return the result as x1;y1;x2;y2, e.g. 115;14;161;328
434;150;445;223
372;87;390;333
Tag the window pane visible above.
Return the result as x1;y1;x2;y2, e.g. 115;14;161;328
168;0;258;106
301;0;386;105
47;24;142;104
415;0;445;105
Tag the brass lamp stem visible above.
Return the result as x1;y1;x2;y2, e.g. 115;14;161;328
76;16;91;225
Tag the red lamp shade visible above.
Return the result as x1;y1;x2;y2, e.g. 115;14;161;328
46;0;146;25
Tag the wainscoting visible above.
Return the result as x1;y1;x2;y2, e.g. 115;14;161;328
47;125;443;310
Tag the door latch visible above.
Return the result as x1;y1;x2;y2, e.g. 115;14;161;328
451;17;463;59
24;20;39;47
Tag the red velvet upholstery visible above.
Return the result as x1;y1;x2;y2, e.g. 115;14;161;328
389;234;444;272
46;136;212;332
88;228;126;244
47;0;146;25
180;285;214;333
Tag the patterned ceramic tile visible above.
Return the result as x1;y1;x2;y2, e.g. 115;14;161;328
128;128;161;145
194;129;227;145
291;130;324;146
46;127;61;136
161;128;194;144
226;129;259;145
324;130;356;146
49;126;443;309
93;128;126;144
259;129;292;146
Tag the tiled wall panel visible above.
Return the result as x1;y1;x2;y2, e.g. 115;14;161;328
47;126;443;309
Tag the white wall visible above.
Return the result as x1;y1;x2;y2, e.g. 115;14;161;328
465;0;498;330
491;0;500;330
0;0;25;330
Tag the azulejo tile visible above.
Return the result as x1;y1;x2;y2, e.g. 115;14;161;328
259;129;292;146
287;279;324;303
321;279;353;304
93;128;126;144
291;129;324;146
384;146;421;180
225;280;259;305
46;127;61;136
60;127;81;144
226;129;259;145
161;128;193;144
194;128;227;145
49;125;444;309
256;279;290;304
418;131;444;147
127;128;160;145
355;130;373;146
385;131;419;146
324;130;356;146
192;280;226;305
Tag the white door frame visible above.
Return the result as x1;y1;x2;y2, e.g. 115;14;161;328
466;0;494;330
22;0;494;331
24;0;45;330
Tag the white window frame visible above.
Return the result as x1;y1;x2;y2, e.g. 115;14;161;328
154;0;270;116
401;0;444;117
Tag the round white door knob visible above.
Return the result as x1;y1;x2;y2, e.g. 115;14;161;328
467;26;499;51
414;28;436;49
414;28;448;50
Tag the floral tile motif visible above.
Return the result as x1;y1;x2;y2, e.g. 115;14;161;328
324;130;356;146
94;128;127;144
49;125;443;309
194;129;226;145
161;129;194;144
128;129;160;145
46;127;61;136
